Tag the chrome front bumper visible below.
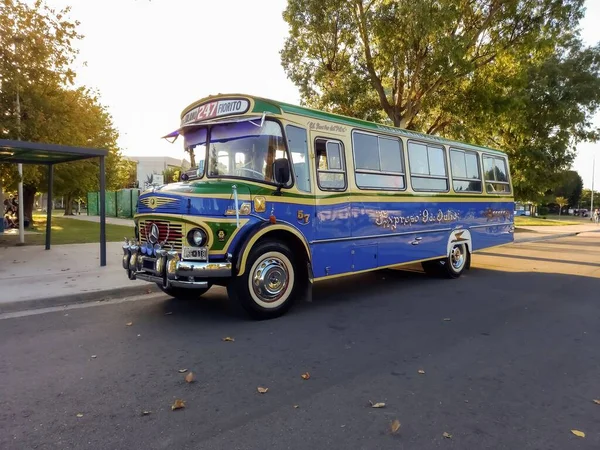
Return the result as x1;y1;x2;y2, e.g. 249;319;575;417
122;242;232;289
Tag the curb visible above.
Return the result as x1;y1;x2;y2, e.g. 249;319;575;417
0;284;161;315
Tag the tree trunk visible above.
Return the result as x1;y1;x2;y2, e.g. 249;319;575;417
64;193;73;215
23;184;36;227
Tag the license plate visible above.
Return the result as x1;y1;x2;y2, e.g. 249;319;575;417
182;246;208;261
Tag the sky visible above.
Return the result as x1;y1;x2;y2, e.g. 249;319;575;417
42;0;600;189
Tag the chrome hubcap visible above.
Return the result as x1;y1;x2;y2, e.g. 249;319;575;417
451;245;465;270
252;257;289;302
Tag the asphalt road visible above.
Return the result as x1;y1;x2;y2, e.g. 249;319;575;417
1;233;599;450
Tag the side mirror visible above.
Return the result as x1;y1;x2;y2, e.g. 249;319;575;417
273;158;291;186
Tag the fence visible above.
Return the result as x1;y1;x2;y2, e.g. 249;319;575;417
87;189;140;218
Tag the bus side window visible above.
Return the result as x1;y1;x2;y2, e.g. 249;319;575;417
450;148;482;192
483;155;511;193
315;138;346;191
408;141;448;191
285;125;311;192
352;131;405;190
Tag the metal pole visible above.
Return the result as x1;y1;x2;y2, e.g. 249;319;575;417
591;154;595;215
99;156;106;266
14;38;25;244
46;164;53;250
17;164;24;244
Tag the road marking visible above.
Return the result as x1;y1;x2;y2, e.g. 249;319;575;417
0;293;167;321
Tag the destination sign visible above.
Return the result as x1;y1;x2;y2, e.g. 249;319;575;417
181;99;250;126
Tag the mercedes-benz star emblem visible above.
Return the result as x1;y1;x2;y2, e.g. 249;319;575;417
148;223;160;244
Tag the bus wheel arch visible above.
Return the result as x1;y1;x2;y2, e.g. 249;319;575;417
444;229;472;278
230;225;312;319
422;229;472;278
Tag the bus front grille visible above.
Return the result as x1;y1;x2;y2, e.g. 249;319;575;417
138;219;184;251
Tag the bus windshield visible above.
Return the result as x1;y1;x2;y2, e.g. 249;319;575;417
207;120;288;183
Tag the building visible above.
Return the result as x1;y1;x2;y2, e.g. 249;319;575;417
126;156;190;189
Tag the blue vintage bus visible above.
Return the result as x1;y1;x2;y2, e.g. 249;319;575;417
122;94;514;319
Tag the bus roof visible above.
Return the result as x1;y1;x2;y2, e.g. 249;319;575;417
181;94;508;156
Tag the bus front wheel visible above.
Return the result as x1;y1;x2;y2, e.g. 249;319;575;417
228;241;298;320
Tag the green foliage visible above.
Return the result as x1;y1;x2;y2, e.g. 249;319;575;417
552;170;583;207
581;189;600;210
0;0;125;216
282;0;600;201
162;166;182;184
538;206;549;216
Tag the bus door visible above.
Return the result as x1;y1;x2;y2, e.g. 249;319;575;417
310;134;352;278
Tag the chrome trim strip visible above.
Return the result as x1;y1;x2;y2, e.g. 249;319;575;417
175;261;232;278
469;223;513;230
310;227;453;244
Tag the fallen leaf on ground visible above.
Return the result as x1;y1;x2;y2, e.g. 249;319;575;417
593;399;600;405
293;405;299;409
443;318;452;322
145;289;152;294
301;372;310;380
126;322;133;326
185;372;195;383
137;334;141;337
370;401;386;408
418;369;425;374
571;429;585;438
257;387;268;394
91;355;97;359
222;336;235;342
76;413;83;418
443;432;452;439
141;410;151;416
171;399;185;410
178;369;188;373
164;312;173;316
390;419;401;434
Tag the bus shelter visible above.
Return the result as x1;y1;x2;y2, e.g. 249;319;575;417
0;139;109;266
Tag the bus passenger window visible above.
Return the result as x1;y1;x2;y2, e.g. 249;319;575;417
408;141;448;191
315;138;346;191
286;125;311;192
450;148;482;192
483;155;511;193
352;131;405;190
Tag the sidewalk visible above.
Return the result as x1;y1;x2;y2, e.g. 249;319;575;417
514;222;600;242
61;214;134;227
0;242;157;313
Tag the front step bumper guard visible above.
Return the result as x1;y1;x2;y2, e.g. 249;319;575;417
122;241;232;289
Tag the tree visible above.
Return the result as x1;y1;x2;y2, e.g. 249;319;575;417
555;196;568;216
0;0;123;218
281;0;600;201
553;170;584;207
282;0;584;129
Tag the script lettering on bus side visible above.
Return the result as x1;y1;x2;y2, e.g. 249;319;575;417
307;121;347;134
483;208;512;221
374;209;460;231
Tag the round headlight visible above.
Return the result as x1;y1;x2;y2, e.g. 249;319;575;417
188;228;207;247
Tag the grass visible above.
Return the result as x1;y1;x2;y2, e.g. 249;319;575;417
0;214;134;246
514;216;579;226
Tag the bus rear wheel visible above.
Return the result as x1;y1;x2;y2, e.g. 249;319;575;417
227;241;298;320
421;243;469;279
